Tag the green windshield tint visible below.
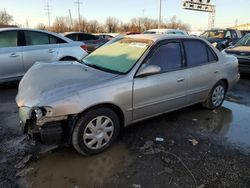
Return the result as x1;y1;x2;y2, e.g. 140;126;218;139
84;38;151;73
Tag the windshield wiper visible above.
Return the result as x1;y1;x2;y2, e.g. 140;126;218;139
84;63;122;75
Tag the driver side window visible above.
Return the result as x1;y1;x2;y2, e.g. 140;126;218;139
147;42;182;72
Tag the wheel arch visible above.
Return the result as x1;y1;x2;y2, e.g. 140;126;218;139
220;78;229;91
59;56;78;61
67;103;125;145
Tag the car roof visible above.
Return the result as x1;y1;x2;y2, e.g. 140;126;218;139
145;28;187;33
63;32;95;36
0;27;73;43
123;34;197;42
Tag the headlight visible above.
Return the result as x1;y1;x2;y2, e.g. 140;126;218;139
34;108;44;120
32;107;52;120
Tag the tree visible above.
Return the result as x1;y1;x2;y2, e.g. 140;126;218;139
0;9;13;25
105;17;120;33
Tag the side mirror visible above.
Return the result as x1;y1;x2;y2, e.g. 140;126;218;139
136;65;161;77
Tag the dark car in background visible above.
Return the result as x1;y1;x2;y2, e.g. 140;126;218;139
64;32;108;53
200;29;242;51
224;34;250;74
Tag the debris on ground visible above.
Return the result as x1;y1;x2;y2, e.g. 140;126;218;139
16;168;34;177
155;137;164;142
188;138;199;146
198;184;205;188
15;154;32;169
164;167;173;174
132;184;142;188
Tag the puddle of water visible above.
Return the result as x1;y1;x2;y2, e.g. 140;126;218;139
222;101;250;147
29;142;133;187
181;101;250;149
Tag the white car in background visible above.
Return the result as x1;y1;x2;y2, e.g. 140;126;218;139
144;28;189;35
0;28;88;83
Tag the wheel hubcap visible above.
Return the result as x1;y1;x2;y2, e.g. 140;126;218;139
83;116;114;150
212;85;225;107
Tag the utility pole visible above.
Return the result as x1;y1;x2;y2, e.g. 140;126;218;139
158;0;162;29
44;1;52;30
75;0;82;32
69;9;73;29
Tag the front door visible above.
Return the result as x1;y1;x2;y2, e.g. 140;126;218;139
133;41;188;121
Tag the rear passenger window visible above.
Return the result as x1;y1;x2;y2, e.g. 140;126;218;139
66;34;77;41
0;31;18;48
49;35;66;44
25;31;49;45
183;40;208;67
148;42;182;72
207;47;218;62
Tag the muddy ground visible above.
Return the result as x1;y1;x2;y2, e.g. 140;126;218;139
0;76;250;188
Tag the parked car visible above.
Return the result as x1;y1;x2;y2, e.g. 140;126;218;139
16;34;239;155
200;29;242;51
224;33;250;74
0;28;88;83
64;32;108;53
144;29;189;35
97;34;114;40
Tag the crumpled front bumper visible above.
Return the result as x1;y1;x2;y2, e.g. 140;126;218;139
18;107;66;144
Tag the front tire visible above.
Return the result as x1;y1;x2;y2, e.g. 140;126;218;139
72;108;120;155
203;81;226;109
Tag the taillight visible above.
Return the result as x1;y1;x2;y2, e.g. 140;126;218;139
80;45;88;52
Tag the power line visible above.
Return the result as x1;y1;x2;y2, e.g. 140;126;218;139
75;0;82;32
44;1;52;29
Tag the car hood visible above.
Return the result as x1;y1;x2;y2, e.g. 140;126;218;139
16;61;118;107
226;46;250;52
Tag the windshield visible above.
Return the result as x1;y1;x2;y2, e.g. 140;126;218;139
235;34;250;46
83;38;151;74
201;30;225;39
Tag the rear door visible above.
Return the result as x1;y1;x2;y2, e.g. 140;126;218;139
133;40;188;120
22;30;59;71
0;30;24;80
183;39;220;105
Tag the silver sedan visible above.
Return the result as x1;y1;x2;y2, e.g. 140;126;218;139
0;28;88;83
16;34;239;155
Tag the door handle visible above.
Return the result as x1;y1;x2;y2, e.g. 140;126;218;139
9;53;19;58
48;49;55;53
177;77;185;82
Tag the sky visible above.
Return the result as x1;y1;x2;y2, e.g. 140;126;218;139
1;0;249;31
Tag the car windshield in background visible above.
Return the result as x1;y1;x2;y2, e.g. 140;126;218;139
83;38;151;74
201;31;225;39
144;31;156;34
235;34;250;46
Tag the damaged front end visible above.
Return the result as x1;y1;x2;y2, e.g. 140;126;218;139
19;106;70;144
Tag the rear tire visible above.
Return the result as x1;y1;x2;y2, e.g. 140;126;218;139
203;81;226;109
72;107;120;155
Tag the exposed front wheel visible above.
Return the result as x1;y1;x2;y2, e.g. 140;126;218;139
203;81;226;109
72;108;120;155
